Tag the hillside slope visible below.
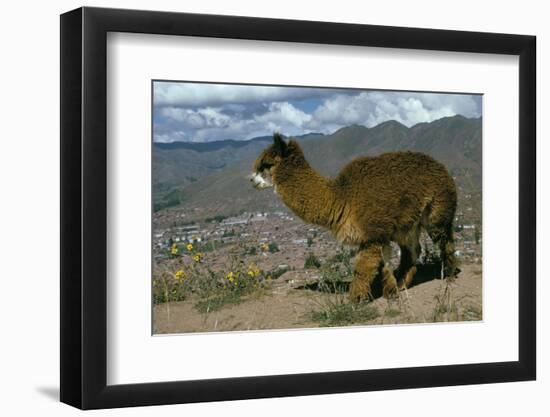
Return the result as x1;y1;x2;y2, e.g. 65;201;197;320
153;115;482;217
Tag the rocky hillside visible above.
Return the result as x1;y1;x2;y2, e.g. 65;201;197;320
153;115;482;216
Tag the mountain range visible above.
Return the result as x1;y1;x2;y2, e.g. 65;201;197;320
153;115;482;217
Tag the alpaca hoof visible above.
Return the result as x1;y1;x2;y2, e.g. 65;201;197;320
349;280;371;303
444;266;460;278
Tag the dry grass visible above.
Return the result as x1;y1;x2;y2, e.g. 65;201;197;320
310;295;379;327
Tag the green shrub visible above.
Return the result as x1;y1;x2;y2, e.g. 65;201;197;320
269;266;289;280
304;253;321;269
311;300;379;327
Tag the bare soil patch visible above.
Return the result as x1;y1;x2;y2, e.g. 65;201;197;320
153;264;482;334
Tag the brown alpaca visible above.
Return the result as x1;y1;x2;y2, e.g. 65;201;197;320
251;133;459;302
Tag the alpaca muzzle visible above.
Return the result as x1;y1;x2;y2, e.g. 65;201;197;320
249;172;272;189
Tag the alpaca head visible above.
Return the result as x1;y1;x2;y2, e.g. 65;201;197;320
250;133;294;190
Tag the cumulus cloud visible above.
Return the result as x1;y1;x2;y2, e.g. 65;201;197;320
157;101;317;142
154;82;349;108
153;127;188;143
159;107;233;128
153;82;482;142
310;91;480;130
254;102;312;130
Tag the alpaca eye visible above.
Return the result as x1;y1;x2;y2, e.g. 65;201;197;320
260;162;273;172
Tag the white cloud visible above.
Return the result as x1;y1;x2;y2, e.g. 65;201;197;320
157;101;318;142
159;108;205;128
159;106;232;129
153;85;482;142
255;102;312;130
154;130;188;143
312;92;371;126
154;83;341;108
310;91;480;130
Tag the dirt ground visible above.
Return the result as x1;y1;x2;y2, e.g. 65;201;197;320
153;263;482;334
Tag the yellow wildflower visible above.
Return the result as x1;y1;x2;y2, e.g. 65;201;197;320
186;243;193;251
174;269;185;280
226;271;235;283
193;252;203;263
261;243;269;252
247;263;260;278
171;243;178;255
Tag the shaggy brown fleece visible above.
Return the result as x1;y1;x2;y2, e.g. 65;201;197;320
252;133;459;302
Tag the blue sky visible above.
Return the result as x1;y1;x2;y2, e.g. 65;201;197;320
153;81;482;143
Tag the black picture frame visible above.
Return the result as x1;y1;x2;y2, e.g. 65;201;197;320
60;6;536;410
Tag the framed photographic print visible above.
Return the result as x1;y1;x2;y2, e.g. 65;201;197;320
60;6;536;410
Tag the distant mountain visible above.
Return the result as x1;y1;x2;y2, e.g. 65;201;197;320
155;135;273;153
153;116;481;215
153;132;325;197
153;136;268;194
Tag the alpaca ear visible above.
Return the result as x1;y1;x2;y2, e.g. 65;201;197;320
273;132;288;156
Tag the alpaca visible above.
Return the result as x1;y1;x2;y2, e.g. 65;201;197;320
251;133;459;302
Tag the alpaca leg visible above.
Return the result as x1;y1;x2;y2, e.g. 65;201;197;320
382;266;399;299
395;224;421;289
425;191;459;278
396;245;419;289
440;231;459;278
427;224;459;278
381;244;399;299
349;244;384;302
403;265;417;289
